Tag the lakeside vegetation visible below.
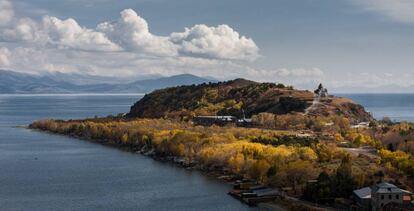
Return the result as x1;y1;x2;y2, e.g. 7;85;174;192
30;118;320;187
30;115;414;201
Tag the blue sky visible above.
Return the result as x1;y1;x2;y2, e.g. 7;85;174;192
1;0;414;92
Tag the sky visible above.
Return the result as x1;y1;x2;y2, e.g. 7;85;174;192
0;0;413;92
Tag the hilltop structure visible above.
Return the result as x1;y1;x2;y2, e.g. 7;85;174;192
314;83;329;97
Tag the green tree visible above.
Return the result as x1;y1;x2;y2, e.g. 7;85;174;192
334;154;356;197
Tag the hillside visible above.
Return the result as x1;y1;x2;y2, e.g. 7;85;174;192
128;79;373;122
0;70;216;94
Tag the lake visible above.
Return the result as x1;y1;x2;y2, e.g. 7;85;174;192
0;94;255;211
338;93;414;122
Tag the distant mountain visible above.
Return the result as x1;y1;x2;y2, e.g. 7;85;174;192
0;70;217;94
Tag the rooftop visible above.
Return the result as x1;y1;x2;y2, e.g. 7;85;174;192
354;187;372;199
372;182;408;194
354;182;412;199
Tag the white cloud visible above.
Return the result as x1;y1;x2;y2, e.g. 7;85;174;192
272;68;324;77
0;0;13;26
351;0;414;23
0;47;10;66
3;18;41;42
97;9;176;56
0;2;263;82
1;4;258;59
42;16;121;51
170;24;259;61
2;16;121;52
0;0;325;89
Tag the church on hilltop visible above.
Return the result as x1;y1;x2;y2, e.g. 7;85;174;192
314;83;329;98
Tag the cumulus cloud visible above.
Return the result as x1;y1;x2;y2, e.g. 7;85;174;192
170;24;259;61
0;0;261;81
42;16;121;51
97;9;177;56
1;3;258;59
2;16;121;52
2;18;41;42
0;0;13;26
351;0;414;23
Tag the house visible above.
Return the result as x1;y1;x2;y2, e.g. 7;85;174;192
353;182;412;211
193;116;236;126
371;182;410;211
353;187;372;210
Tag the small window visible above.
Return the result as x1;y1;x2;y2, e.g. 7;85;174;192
389;195;392;199
381;195;384;200
396;195;399;199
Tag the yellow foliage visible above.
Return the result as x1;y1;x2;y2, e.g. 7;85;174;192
30;118;322;186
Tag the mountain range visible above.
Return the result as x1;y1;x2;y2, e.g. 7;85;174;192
0;70;217;94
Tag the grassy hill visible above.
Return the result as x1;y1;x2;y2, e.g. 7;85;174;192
128;79;372;122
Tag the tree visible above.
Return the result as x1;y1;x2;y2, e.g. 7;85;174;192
334;154;356;197
388;143;395;152
303;171;332;203
228;153;245;174
120;133;129;144
284;160;317;195
249;159;271;183
334;133;345;142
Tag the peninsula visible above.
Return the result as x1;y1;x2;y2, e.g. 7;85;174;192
30;79;414;210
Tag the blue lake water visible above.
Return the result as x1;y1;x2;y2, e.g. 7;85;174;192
0;94;254;211
338;93;414;122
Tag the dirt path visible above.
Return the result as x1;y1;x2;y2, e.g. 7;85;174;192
341;147;378;159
